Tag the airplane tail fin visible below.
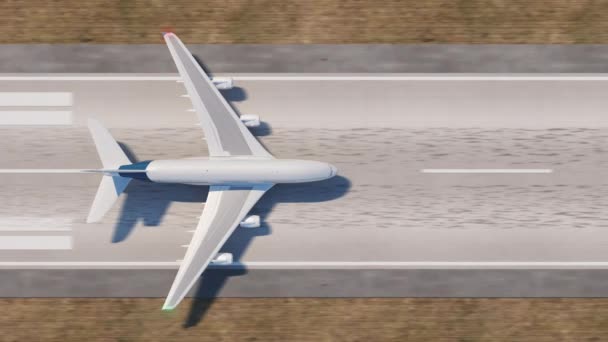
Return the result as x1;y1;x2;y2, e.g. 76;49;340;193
86;118;132;223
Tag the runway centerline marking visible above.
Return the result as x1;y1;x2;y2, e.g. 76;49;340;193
420;169;553;174
0;169;95;173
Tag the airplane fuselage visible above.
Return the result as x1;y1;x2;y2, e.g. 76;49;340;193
119;158;337;185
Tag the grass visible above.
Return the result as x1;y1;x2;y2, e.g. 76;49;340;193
3;0;608;43
2;298;608;341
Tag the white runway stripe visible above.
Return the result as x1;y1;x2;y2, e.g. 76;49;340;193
0;92;72;106
0;111;71;125
220;261;608;269
0;236;71;250
0;169;92;173
233;76;608;81
421;169;553;174
0;262;181;268
0;228;71;232
0;217;72;231
4;75;608;81
0;261;607;269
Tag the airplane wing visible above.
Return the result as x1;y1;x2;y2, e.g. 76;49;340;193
163;32;273;158
162;184;273;310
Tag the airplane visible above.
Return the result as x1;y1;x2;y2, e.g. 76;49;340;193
83;33;338;310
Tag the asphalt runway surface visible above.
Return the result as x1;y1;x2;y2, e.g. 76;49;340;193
2;74;608;296
6;45;608;73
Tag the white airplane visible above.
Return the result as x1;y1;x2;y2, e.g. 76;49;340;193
84;33;337;310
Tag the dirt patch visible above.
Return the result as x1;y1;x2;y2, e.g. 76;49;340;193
2;0;608;43
2;298;608;341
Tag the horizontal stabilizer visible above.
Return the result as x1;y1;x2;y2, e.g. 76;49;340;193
86;118;133;223
87;175;130;223
88;118;130;169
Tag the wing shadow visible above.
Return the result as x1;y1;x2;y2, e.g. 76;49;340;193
192;54;213;77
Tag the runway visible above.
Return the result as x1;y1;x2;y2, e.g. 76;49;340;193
6;45;608;73
1;74;608;275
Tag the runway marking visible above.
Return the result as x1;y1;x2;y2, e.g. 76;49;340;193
420;169;553;174
0;262;181;268
0;169;92;173
0;236;71;250
0;111;72;125
0;217;72;231
219;261;608;269
233;76;608;81
0;92;72;106
2;261;608;269
0;228;71;232
4;75;608;81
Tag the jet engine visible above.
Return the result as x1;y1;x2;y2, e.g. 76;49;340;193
239;215;261;228
210;77;234;90
240;115;260;128
211;253;233;265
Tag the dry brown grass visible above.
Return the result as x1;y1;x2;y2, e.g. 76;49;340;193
2;0;608;44
1;298;608;341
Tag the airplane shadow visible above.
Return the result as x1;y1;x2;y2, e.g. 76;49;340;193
112;181;208;242
113;143;209;242
220;87;247;102
192;54;213;76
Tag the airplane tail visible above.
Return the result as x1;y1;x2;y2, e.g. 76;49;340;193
86;118;132;223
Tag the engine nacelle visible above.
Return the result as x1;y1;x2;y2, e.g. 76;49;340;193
239;215;260;228
211;253;233;265
240;114;260;128
210;77;234;90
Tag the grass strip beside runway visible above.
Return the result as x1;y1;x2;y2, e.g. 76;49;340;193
2;298;608;341
2;0;608;43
